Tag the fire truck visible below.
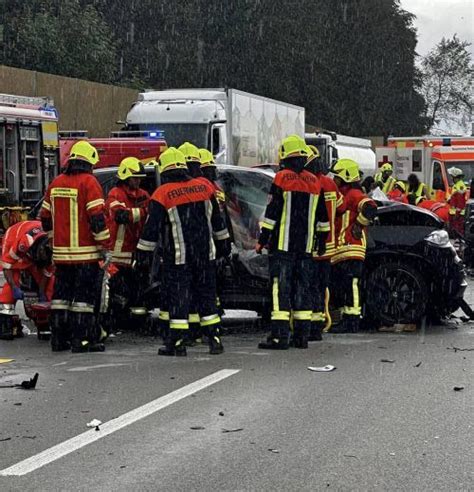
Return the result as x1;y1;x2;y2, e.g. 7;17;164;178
376;136;474;200
0;94;59;230
59;130;167;169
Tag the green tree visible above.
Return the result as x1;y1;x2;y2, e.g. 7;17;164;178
420;35;473;134
1;0;118;84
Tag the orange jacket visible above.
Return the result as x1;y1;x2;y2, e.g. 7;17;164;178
332;186;377;264
418;200;450;222
1;220;46;271
387;188;408;204
106;185;150;266
40;172;110;264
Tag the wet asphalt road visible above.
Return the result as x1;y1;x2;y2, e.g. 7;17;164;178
0;315;473;491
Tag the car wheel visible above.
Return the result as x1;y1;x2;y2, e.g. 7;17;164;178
365;261;428;325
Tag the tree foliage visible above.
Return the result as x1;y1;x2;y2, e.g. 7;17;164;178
0;0;118;83
420;35;473;134
1;0;430;136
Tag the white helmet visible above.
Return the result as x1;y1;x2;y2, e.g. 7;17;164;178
448;167;464;177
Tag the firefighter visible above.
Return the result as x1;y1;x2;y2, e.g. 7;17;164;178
305;145;345;340
406;173;427;205
199;148;229;319
256;135;329;350
374;163;396;194
0;221;53;340
331;159;377;333
40;141;110;353
105;157;150;327
447;167;467;236
136;147;230;357
387;181;408;203
416;197;450;222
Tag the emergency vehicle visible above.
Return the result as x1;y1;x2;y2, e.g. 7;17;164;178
0;93;59;229
376;136;474;200
59;130;167;169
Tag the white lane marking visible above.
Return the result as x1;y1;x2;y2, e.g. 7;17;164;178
67;363;132;372
52;362;68;367
0;369;240;476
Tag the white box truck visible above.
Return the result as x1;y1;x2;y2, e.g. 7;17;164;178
125;88;305;166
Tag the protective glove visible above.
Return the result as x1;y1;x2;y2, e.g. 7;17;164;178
100;250;113;266
317;239;326;257
352;222;363;240
13;287;24;301
115;209;130;225
38;292;48;303
134;250;153;271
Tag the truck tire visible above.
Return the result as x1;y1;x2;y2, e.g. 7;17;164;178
365;261;428;326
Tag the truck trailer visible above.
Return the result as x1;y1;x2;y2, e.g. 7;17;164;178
124;88;305;166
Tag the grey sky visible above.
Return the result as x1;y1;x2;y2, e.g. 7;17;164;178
400;0;473;57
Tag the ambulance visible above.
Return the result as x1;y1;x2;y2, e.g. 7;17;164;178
376;136;474;200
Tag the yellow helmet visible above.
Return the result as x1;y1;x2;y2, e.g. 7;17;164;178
381;162;393;173
394;180;406;192
117;157;146;181
178;142;201;163
158;147;187;174
199;148;215;167
278;135;309;161
331;158;360;183
69;140;99;166
306;144;321;164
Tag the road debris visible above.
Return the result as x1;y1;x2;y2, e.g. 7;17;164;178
453;386;465;391
307;365;336;372
343;454;358;459
0;437;11;442
414;362;422;367
447;346;474;353
222;428;243;433
0;373;39;390
381;359;395;363
268;448;280;454
219;411;225;416
87;419;102;431
190;426;205;430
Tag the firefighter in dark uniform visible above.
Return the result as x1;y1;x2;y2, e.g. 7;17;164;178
330;159;377;333
40;141;111;353
136;147;230;357
305;145;345;340
105;157;150;328
256;135;329;350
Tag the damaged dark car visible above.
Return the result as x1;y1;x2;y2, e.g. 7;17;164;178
94;165;467;327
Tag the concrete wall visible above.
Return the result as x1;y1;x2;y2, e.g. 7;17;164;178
0;65;139;136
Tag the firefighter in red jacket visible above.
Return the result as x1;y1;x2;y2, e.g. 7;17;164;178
305;145;345;340
331;159;377;333
0;221;53;340
136;147;230;357
256;135;329;350
106;157;150;324
40;141;110;353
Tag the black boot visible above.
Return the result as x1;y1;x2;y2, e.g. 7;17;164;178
158;332;187;357
293;323;309;349
309;321;323;341
208;335;224;355
71;339;89;353
344;314;360;333
258;336;289;350
0;314;14;341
